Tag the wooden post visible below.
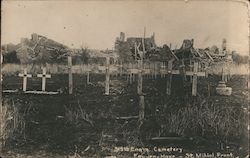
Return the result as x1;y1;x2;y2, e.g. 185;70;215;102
161;62;166;78
129;63;132;84
0;53;2;151
0;53;2;82
134;43;137;60
68;56;73;94
180;59;186;81
154;63;157;79
132;64;135;82
105;57;110;95
189;59;193;83
208;82;210;97
192;62;198;96
86;64;90;84
87;71;90;85
137;60;143;94
129;73;132;84
138;29;146;129
138;95;145;128
166;60;173;95
222;67;225;82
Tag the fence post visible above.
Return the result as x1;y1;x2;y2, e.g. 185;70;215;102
138;95;145;127
105;57;110;95
137;60;143;94
189;60;193;83
138;34;145;129
180;59;186;82
0;53;2;151
68;56;73;94
192;62;198;96
87;64;90;85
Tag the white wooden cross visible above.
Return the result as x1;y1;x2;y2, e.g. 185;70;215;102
18;68;32;91
37;67;51;91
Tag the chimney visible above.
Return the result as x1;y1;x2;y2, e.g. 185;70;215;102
120;32;125;42
222;38;227;51
151;32;155;41
191;39;194;47
31;33;39;42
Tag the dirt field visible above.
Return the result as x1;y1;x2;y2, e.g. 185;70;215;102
1;73;249;157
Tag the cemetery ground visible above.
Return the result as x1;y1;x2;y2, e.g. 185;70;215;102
1;73;249;157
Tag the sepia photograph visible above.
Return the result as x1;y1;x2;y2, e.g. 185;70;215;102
0;0;249;157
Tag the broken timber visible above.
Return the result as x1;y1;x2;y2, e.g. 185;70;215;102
115;116;139;120
192;62;198;96
24;91;59;95
2;89;58;95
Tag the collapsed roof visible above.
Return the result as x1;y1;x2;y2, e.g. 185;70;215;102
13;33;69;64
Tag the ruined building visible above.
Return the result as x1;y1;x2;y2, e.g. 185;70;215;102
114;32;157;62
115;32;156;51
15;33;68;64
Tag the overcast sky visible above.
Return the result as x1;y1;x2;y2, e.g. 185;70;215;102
1;0;249;55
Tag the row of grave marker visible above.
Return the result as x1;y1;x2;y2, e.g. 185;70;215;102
4;57;207;96
18;67;51;92
126;60;206;96
13;61;232;98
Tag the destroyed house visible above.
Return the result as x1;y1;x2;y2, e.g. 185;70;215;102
115;32;158;61
175;39;199;59
15;33;69;64
30;33;68;51
115;32;156;52
145;44;174;62
126;36;156;50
